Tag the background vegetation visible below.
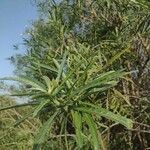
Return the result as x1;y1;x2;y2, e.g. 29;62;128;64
0;96;40;150
0;0;150;149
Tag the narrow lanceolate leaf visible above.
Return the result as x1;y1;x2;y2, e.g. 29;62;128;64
10;92;35;97
82;70;134;93
33;99;51;117
0;102;37;112
74;70;125;94
76;103;133;129
88;81;117;94
34;110;59;145
103;47;130;69
57;52;67;81
84;114;100;150
32;62;58;73
0;76;47;92
42;76;52;93
72;111;84;148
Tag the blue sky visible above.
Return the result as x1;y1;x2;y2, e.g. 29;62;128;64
0;0;37;77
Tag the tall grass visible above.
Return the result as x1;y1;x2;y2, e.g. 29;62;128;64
0;96;40;150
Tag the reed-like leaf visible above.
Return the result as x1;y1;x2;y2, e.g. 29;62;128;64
74;70;125;95
42;76;52;93
0;102;37;112
34;110;59;145
0;76;47;93
76;103;133;129
33;99;51;117
32;62;58;73
57;52;67;81
84;113;100;150
72;110;84;148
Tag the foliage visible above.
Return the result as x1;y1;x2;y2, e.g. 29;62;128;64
1;46;133;149
2;0;150;149
0;96;40;150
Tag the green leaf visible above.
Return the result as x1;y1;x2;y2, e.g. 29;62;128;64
88;81;118;94
71;111;84;148
33;99;51;117
74;70;125;95
57;52;67;81
42;76;52;93
0;76;47;93
103;48;130;69
0;102;37;112
33;144;41;150
34;110;59;145
84;114;100;150
76;103;133;129
10;92;35;97
32;62;58;73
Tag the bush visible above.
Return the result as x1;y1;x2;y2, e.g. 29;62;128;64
1;0;150;149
